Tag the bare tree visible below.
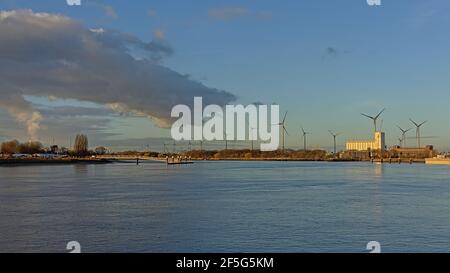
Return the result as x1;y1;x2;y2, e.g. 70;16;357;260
74;134;89;156
1;140;19;154
95;146;107;155
19;141;43;154
1;140;43;154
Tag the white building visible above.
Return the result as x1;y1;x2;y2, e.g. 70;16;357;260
346;132;386;151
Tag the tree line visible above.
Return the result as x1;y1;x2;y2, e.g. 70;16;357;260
0;134;109;157
0;140;44;154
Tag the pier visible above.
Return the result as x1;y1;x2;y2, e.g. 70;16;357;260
370;158;425;164
166;156;194;165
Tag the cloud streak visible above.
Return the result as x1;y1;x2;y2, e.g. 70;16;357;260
208;7;249;20
322;47;349;60
208;7;272;21
0;10;236;139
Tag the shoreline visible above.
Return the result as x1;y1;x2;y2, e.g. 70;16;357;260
192;158;426;164
0;157;432;166
0;158;114;166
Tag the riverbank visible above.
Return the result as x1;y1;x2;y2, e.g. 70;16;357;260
0;158;114;166
0;156;431;166
191;157;358;162
191;158;427;164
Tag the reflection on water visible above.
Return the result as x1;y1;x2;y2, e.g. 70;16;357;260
1;161;450;253
342;162;384;181
372;163;384;178
73;164;89;176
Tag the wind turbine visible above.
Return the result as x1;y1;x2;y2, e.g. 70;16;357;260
300;127;311;151
223;132;229;150
410;119;427;148
274;112;288;152
328;130;341;155
396;126;412;148
398;137;403;147
361;108;385;132
250;127;257;151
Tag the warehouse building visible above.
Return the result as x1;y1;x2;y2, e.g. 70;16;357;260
346;132;386;151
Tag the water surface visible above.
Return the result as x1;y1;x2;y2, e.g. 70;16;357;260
1;161;450;252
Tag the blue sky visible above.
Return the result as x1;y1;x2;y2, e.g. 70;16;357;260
1;0;450;151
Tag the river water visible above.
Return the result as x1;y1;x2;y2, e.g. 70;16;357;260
1;161;450;253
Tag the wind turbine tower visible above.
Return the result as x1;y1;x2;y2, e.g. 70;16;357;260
328;130;341;155
410;119;427;148
275;112;288;152
397;126;412;148
301;127;311;151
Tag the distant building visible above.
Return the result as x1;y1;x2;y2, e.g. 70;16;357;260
346;132;386;151
390;145;435;159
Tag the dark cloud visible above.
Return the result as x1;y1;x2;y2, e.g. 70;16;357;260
325;47;339;57
322;47;349;60
0;10;236;139
36;105;114;117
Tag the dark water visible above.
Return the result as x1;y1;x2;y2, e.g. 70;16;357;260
1;161;450;253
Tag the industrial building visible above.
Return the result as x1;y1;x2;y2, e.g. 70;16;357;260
346;132;386;151
390;146;435;159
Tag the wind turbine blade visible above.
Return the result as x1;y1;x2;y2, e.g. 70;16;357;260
282;112;288;123
283;126;289;136
410;119;419;127
361;113;374;120
419;121;428;127
375;108;386;119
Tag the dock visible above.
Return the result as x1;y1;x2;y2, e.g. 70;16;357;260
166;156;194;165
371;158;425;164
